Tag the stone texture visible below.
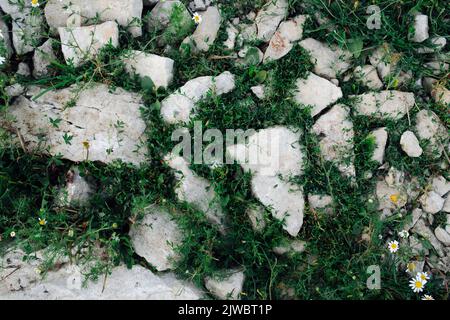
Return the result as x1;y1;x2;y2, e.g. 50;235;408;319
204;270;244;300
352;91;415;120
148;0;192;45
129;205;183;271
409;14;429;43
419;191;445;214
122;50;174;89
223;23;238;50
160;71;235;124
251;175;305;237
0;0;44;55
263;15;307;63
4;83;147;165
293;73;343;117
312;104;355;178
299;38;352;79
412;219;444;257
369;127;388;164
403;208;424;231
45;0;143;37
5;84;25;97
250;85;265;100
353;65;383;90
255;0;288;42
17;62;31;76
182;6;221;52
33;39;57;78
415;110;448;158
369;44;400;81
400;130;423;157
0;251;202;299
376;180;407;210
58;21;119;67
227;126;305;237
164;154;225;229
431;176;450;197
308;194;333;214
273;239;306;255
434;227;450;246
430;84;450;105
56;167;95;207
246;204;266;233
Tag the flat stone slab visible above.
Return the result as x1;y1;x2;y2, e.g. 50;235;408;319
45;0;143;37
352;90;415;120
129;205;183;271
5;83;147;165
293;72;343;117
58;21;119;67
122;50;174;89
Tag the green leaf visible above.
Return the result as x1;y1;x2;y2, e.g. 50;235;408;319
141;76;154;92
347;38;364;58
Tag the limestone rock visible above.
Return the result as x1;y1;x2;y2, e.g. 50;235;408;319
160;71;235;124
415;110;448;158
400;130;423;157
58;21;119;67
434;227;450;246
33;39;57;78
56;167;95;207
205;270;244;300
376;180;407;210
273;239;306;255
431;176;450;197
5;84;25;97
353;65;383;90
312;104;355;177
263;15;307;63
251;175;305;237
45;0;143;37
250;85;265;100
164;154;225;229
409;14;429;43
299;38;352;79
147;0;192;44
412;219;444;257
419;191;445;214
246;204;266;233
255;0;288;42
369;44;400;81
5;83;147;165
308;194;333;214
430;85;450;104
369;127;388;164
293;73;343;117
129;205;183;271
0;0;44;55
227;127;305;237
122;50;174;89
0;253;203;299
182;6;221;52
352;91;415;120
17;62;31;76
223;23;238;50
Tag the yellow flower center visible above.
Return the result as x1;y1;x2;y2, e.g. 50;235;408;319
32;0;38;4
389;194;399;203
407;263;416;272
82;141;90;149
415;281;422;288
39;219;46;225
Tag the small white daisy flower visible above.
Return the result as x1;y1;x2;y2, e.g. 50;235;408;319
421;294;434;300
0;56;6;65
192;12;202;25
399;230;409;239
38;217;47;226
387;240;399;253
417;272;430;283
10;231;16;238
31;0;40;7
409;277;425;293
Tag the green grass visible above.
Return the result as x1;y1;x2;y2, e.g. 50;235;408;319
0;0;449;300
